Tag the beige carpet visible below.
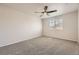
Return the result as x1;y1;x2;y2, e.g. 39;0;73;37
0;36;79;55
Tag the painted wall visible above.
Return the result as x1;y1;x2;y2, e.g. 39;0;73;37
0;5;42;47
42;11;78;41
78;8;79;42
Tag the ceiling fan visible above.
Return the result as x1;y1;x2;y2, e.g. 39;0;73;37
35;6;57;17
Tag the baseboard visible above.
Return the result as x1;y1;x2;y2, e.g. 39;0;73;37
43;35;77;43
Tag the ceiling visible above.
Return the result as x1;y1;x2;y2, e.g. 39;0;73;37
1;3;79;18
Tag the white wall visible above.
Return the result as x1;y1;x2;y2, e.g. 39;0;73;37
78;8;79;42
42;11;78;41
0;5;42;47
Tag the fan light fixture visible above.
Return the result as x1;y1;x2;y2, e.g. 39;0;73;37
34;6;57;17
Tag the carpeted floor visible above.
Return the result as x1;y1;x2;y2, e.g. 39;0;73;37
0;36;79;55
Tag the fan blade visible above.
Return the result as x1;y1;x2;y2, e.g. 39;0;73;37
40;14;43;17
46;13;49;16
34;12;41;13
44;6;48;11
34;12;44;13
47;10;57;13
40;13;44;17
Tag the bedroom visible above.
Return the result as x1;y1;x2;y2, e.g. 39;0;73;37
0;3;79;55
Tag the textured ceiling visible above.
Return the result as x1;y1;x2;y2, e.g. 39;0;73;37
1;3;79;17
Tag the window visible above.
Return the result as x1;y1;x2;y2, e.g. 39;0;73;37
55;19;63;30
49;16;63;30
49;19;55;28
